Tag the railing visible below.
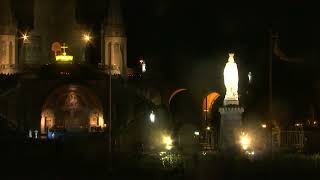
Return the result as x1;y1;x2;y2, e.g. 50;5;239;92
272;130;305;151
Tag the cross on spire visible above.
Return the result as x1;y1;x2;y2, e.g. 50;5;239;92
61;43;68;55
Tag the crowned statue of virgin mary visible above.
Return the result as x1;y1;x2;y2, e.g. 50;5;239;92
223;53;239;105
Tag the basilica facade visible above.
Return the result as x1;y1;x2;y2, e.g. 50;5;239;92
0;0;230;154
0;0;170;152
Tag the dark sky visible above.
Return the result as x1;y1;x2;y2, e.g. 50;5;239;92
12;0;320;125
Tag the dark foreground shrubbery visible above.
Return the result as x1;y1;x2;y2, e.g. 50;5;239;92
1;138;320;179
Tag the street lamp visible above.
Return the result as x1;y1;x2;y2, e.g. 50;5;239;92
149;111;155;123
83;33;91;43
239;132;251;150
22;34;28;41
82;33;92;62
194;131;200;136
20;32;29;42
162;135;173;150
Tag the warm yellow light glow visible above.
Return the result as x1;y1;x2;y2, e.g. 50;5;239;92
202;92;220;114
245;150;255;156
194;131;200;136
163;136;173;145
98;115;104;127
83;34;91;42
261;124;267;128
223;53;239;105
162;135;173;150
55;54;73;61
55;43;73;62
206;126;211;130
20;32;29;42
239;132;251;150
22;34;29;41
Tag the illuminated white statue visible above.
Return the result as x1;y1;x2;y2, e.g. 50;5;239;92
223;53;239;105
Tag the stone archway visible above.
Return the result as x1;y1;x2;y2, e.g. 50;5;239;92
169;89;200;129
202;92;223;147
40;84;104;134
202;92;220;119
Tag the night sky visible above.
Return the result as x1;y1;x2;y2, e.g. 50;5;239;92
11;0;320;125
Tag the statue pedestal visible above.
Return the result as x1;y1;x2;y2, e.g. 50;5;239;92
219;106;243;152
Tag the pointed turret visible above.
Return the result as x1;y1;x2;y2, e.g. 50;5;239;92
0;0;17;74
103;0;127;76
104;0;125;37
0;0;15;35
107;0;124;26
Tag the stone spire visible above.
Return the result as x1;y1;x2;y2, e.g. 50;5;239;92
0;0;15;35
107;0;124;26
103;0;127;76
0;0;17;74
105;0;125;37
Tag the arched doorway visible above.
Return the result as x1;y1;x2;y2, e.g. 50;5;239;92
40;84;104;135
169;89;201;152
202;92;222;147
169;89;199;128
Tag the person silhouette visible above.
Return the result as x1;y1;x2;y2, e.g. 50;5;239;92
28;129;32;138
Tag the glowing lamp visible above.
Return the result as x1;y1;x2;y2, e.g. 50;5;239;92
55;43;73;62
55;54;73;61
149;111;155;123
22;34;29;41
239;132;251;150
162;135;173;150
83;34;91;43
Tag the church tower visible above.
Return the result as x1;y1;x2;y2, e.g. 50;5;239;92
0;0;17;74
103;0;127;76
20;0;42;66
